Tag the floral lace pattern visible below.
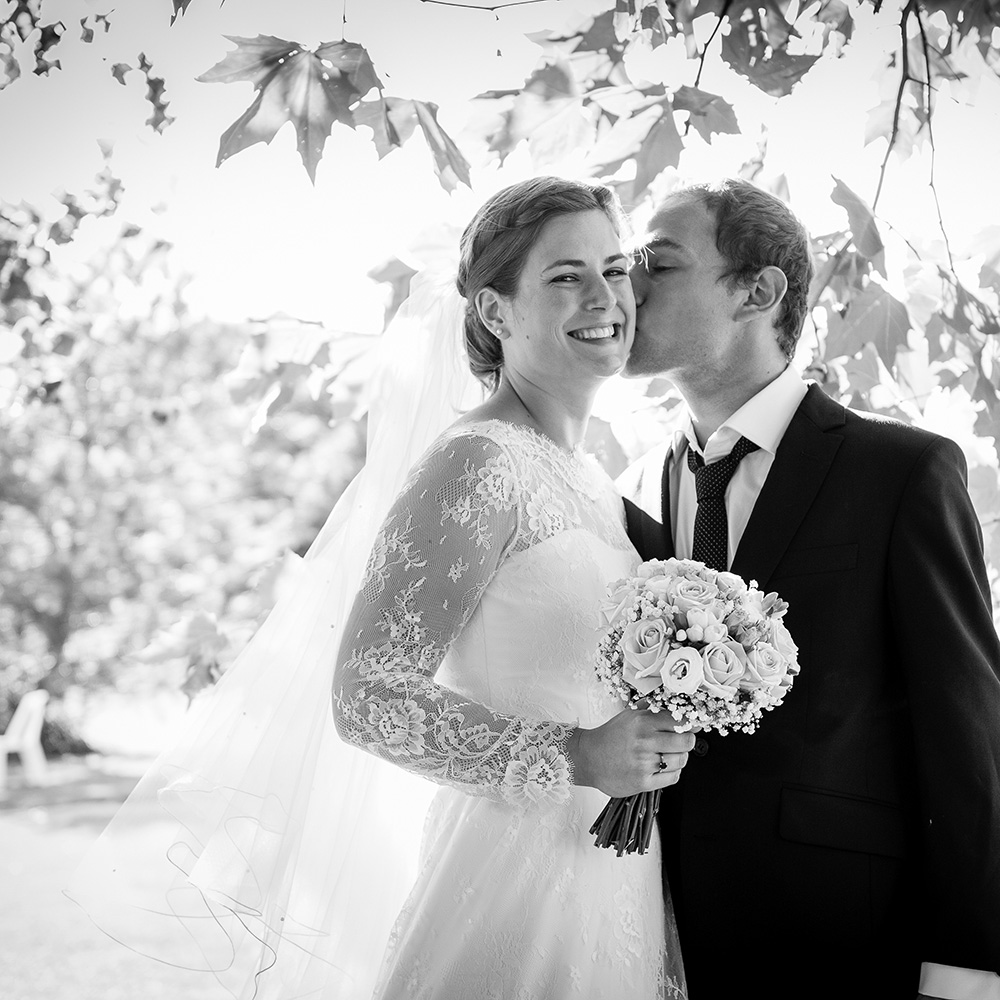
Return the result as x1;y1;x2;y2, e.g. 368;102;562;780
334;421;631;807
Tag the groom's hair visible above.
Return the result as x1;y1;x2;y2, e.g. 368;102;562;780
457;177;628;392
679;179;813;359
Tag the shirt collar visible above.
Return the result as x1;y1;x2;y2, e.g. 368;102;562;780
675;365;809;463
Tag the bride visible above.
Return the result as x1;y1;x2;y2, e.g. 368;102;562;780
66;177;692;999
334;176;691;998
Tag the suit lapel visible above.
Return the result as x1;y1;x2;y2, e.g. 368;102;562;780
624;440;676;561
730;385;845;590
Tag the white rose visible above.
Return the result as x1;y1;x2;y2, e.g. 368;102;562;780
715;571;745;595
642;574;673;600
770;619;799;668
745;643;789;689
636;559;668;580
621;617;672;696
601;580;635;626
666;576;720;613
740;588;767;624
659;647;704;695
700;640;748;700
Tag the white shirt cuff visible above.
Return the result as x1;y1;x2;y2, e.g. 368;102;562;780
920;962;1000;999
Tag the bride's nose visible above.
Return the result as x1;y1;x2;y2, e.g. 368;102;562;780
582;273;616;311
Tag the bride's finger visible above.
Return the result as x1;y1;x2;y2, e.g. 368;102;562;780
653;749;689;774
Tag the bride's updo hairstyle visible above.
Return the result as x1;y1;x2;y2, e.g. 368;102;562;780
456;176;628;392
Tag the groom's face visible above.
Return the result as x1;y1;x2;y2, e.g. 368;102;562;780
625;194;742;381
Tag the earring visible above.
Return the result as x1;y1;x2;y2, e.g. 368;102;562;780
493;321;508;340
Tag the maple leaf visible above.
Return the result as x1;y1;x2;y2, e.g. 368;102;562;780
721;3;819;97
633;104;682;199
138;52;174;133
353;96;470;191
830;177;885;277
825;284;912;368
482;61;579;163
80;13;112;43
6;0;41;42
170;1;196;26
640;1;670;48
967;224;1000;296
922;0;1000;66
939;267;1000;339
198;35;382;184
413;100;471;192
672;85;739;143
111;61;130;85
841;343;882;397
32;20;64;77
0;29;19;91
354;96;419;158
815;0;854;43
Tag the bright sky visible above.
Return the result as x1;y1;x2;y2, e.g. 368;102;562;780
1;0;998;332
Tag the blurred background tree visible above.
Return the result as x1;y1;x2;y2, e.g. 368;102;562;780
0;154;369;747
1;0;998;753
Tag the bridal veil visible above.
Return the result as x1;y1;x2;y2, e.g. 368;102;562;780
66;269;485;999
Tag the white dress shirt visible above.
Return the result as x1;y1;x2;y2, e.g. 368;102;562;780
666;363;807;564
647;365;999;1000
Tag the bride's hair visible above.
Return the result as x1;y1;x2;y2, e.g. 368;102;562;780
456;177;628;392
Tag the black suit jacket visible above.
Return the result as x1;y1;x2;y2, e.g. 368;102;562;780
624;385;1000;999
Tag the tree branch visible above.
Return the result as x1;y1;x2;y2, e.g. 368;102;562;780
915;5;956;271
693;0;733;91
872;0;916;213
683;0;733;137
418;0;558;10
879;216;925;261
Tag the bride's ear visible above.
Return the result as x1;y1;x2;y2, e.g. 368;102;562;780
474;288;511;340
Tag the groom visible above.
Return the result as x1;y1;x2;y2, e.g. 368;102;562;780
620;179;1000;1000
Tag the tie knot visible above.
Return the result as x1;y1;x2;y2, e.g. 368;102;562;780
686;435;760;502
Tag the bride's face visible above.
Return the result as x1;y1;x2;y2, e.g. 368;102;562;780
495;209;635;390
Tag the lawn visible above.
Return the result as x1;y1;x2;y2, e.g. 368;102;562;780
0;756;228;1000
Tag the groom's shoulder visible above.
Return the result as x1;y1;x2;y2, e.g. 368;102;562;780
804;384;952;459
846;406;954;461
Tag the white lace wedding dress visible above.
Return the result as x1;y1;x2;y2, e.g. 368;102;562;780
334;419;686;1000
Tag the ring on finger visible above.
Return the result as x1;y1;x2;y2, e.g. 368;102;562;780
658;753;668;771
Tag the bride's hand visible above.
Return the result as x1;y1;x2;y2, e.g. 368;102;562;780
565;709;696;797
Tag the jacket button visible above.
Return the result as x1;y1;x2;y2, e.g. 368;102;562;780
692;737;709;757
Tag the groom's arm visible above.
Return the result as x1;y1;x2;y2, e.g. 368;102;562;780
888;434;1000;980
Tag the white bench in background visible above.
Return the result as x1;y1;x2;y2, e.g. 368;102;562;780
0;689;49;797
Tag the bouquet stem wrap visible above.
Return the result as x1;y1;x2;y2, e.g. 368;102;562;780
589;788;662;855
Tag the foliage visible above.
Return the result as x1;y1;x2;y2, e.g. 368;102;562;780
2;0;1000;714
0;159;367;723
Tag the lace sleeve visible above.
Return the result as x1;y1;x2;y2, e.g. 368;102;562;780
332;431;575;806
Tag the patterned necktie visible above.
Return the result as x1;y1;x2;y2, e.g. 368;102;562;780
686;435;760;571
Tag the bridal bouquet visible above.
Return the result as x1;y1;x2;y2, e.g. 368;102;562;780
590;557;800;855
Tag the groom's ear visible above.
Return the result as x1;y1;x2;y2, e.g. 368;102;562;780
736;265;788;323
474;288;510;340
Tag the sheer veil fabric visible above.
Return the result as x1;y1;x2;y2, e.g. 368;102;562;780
65;269;486;999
